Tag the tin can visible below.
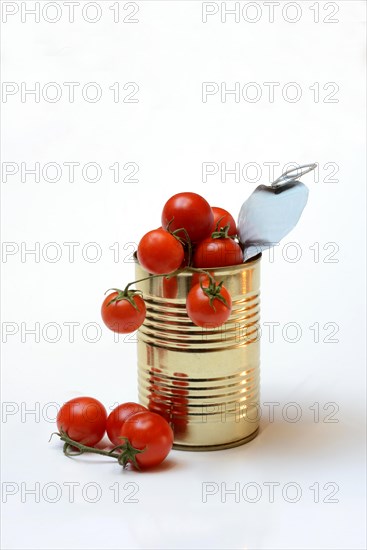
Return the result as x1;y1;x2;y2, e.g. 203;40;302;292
135;254;261;451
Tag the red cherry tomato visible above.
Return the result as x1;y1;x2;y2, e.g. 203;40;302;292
162;192;214;242
211;206;237;236
101;292;146;333
193;237;243;268
137;228;184;275
186;281;232;328
57;397;107;447
107;402;147;446
119;411;174;469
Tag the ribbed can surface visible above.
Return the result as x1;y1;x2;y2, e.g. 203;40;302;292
135;254;261;451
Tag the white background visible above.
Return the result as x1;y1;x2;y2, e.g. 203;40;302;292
1;1;366;549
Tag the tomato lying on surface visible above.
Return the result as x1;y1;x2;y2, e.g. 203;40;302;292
119;411;173;469
137;228;184;275
193;237;243;268
107;402;147;446
57;397;107;446
186;281;232;328
101;292;146;333
161;192;214;242
211;206;237;236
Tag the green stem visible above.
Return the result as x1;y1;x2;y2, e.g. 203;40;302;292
214;215;226;232
164;218;193;266
51;430;144;469
211;223;230;240
123;272;181;293
184;266;216;286
124;266;216;293
172;227;193;266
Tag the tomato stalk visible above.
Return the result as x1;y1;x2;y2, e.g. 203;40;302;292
183;269;231;311
199;279;229;310
211;222;238;241
213;217;238;241
123;266;216;289
105;287;143;311
165;218;193;266
120;267;229;311
211;223;231;240
213;215;226;232
50;429;145;470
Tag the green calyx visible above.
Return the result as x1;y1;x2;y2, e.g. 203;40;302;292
110;437;145;470
51;429;145;470
200;279;229;311
105;287;143;311
212;216;238;240
211;222;231;240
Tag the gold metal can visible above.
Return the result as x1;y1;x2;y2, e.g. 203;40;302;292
135;254;261;451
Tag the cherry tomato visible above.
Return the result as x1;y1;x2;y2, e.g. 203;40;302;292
193;237;243;268
186;281;232;328
211;206;237;236
57;397;107;447
107;402;147;446
137;228;184;275
101;292;146;333
119;411;174;469
162;192;214;242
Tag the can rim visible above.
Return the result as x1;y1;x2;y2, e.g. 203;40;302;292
133;251;261;276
